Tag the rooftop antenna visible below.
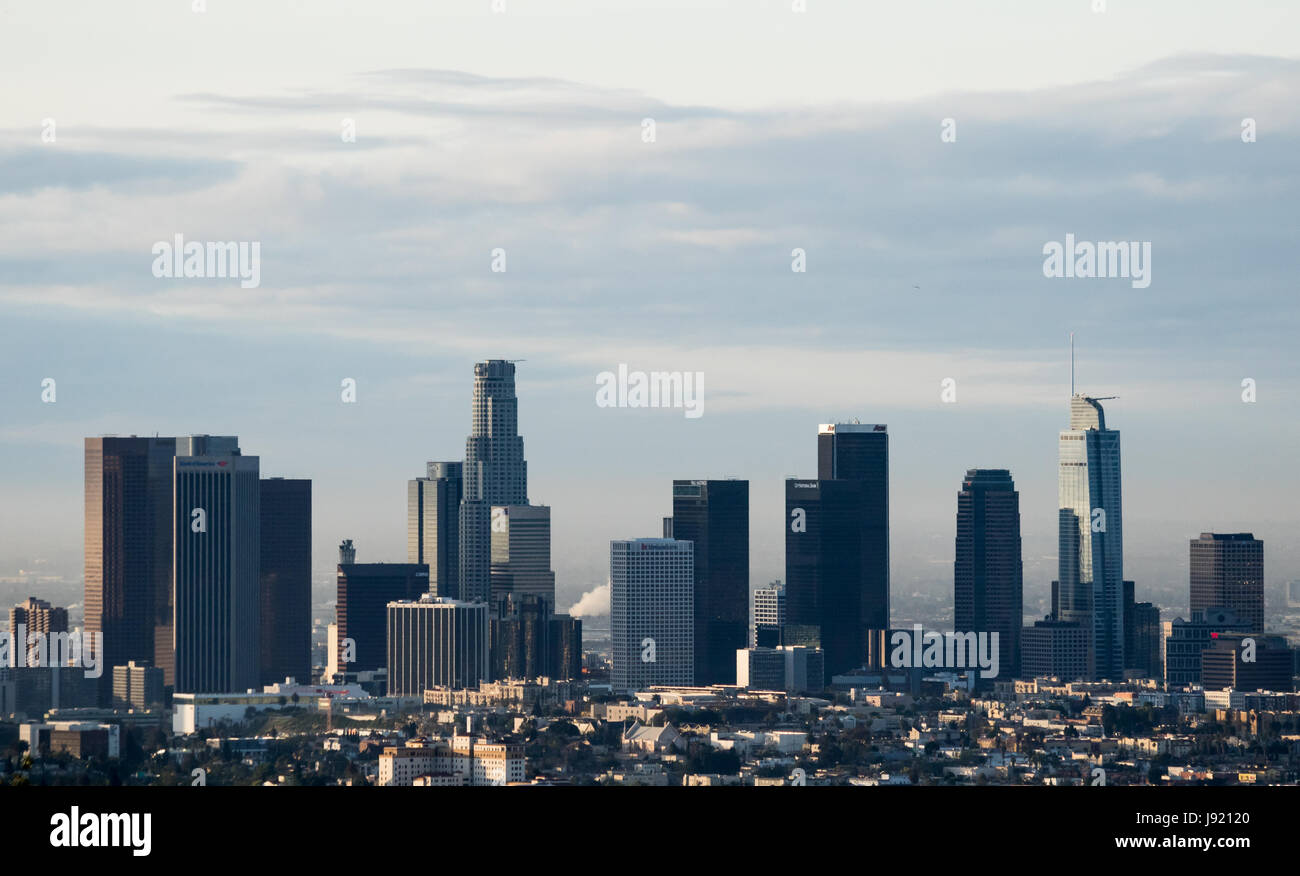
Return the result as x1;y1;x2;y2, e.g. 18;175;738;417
1069;332;1074;397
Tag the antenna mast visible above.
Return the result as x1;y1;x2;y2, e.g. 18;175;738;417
1069;332;1075;397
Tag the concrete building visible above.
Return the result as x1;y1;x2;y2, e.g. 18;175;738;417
752;582;785;647
735;646;824;694
9;598;68;639
21;721;120;759
112;660;164;710
1162;607;1248;687
610;538;694;693
1190;533;1264;634
1200;634;1293;692
1021;620;1089;681
378;736;525;786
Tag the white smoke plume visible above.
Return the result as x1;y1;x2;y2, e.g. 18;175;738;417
567;583;610;618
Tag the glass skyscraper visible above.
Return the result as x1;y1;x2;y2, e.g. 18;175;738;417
459;361;529;604
259;477;312;686
670;479;749;685
816;423;889;631
172;436;261;694
408;461;463;597
1058;395;1124;680
954;468;1022;683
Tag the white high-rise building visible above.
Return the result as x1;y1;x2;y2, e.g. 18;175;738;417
610;539;694;693
751;582;785;646
1058;394;1124;680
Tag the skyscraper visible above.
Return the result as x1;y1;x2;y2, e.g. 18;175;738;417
172;436;260;694
336;542;429;678
784;477;871;681
816;423;889;631
387;594;489;694
9;598;69;638
459;361;529;604
954;468;1023;683
752;582;785;647
610;538;694;692
1058;394;1124;680
259;477;311;685
489;504;555;611
84;436;177;684
671;479;749;685
1189;532;1264;634
408;461;462;597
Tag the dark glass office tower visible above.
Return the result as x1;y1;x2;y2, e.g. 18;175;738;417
459;361;529;604
671;479;749;685
549;613;582;681
954;469;1023;683
172;436;260;694
816;423;889;630
408;461;462;597
785;478;871;682
488;594;582;682
84;436;178;692
1190;533;1264;634
336;543;430;676
490;593;551;681
260;478;311;685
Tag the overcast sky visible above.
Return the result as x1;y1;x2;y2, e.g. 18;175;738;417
2;1;1298;616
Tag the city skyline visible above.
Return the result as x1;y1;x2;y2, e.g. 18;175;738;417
25;352;1291;631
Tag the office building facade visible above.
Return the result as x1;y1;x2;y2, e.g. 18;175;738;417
954;468;1023;683
752;582;785;647
259;477;311;685
1190;533;1264;635
408;461;463;597
671;479;749;685
610;538;694;692
1162;607;1247;687
336;543;430;677
459;361;529;604
816;423;890;631
489;504;555;611
387;595;489;695
784;477;872;681
1058;395;1124;680
172;436;261;694
84;436;178;686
